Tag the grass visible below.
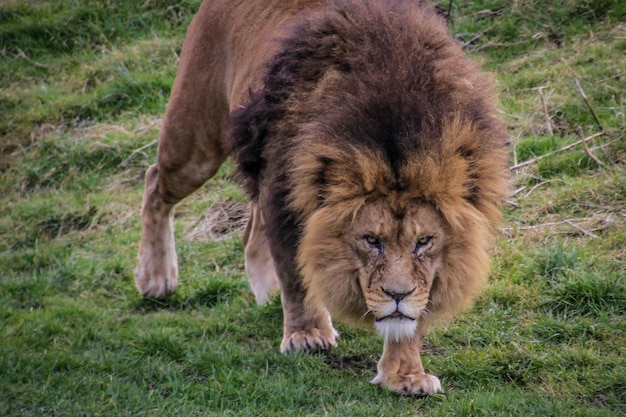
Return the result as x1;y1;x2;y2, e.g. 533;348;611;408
1;0;625;415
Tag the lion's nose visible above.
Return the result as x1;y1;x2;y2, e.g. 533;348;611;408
381;286;416;302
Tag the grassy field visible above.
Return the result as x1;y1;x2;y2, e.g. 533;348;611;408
1;0;625;415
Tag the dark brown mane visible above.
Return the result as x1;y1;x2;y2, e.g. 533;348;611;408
230;0;508;251
229;0;509;172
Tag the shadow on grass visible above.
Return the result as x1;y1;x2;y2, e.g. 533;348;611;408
322;353;378;374
132;279;245;313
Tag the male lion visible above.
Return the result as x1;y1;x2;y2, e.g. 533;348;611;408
136;0;510;395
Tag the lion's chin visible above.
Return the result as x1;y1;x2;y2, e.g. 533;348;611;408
374;316;418;343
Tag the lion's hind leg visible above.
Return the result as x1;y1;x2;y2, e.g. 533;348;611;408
135;164;178;299
135;138;227;299
135;3;234;299
135;95;228;300
242;200;280;304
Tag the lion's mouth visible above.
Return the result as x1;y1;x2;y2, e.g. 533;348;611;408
375;310;416;322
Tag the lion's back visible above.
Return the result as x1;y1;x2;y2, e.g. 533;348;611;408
231;0;507;193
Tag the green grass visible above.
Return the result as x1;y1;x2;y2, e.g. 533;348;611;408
1;0;625;415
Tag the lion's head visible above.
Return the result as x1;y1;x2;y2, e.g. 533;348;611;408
313;197;447;341
291;115;507;340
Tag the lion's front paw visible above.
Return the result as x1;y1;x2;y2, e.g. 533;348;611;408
280;327;338;353
371;372;442;396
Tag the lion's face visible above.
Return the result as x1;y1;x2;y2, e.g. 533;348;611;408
348;199;446;341
299;196;447;342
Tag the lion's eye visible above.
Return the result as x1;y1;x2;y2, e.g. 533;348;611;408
364;235;381;248
414;236;433;254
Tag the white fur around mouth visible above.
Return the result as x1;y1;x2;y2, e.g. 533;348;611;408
374;315;418;342
375;311;415;322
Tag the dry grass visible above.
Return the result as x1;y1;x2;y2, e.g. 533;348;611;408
185;201;249;242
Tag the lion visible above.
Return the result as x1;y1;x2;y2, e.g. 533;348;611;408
135;0;510;395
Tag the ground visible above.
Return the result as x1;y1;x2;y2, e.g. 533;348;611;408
1;1;624;415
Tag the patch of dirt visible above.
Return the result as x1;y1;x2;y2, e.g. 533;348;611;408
323;354;378;372
323;342;444;372
422;341;445;356
186;201;248;242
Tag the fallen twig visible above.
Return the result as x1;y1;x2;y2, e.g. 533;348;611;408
518;86;549;92
510;131;605;171
119;140;157;168
503;219;582;232
523;179;560;199
537;87;553;135
577;127;605;168
511;186;527;196
10;141;39;157
581;203;626;219
594;71;626;84
564;220;599;238
457;33;483;48
588;138;620;153
475;41;522;51
502;218;600;238
573;74;604;131
16;47;49;68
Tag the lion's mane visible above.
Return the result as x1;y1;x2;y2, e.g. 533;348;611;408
230;0;510;328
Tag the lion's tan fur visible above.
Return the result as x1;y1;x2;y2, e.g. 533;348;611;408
137;0;510;396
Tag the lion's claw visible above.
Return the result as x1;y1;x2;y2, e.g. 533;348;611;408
280;327;338;353
371;372;442;396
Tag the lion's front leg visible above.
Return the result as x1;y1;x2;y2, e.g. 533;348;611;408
279;291;339;352
243;200;280;305
274;260;338;352
371;327;442;396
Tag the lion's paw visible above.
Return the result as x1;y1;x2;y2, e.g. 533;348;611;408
371;372;442;396
280;327;338;353
135;265;178;299
135;202;178;299
135;232;178;300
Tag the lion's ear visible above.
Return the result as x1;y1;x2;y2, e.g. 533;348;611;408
288;151;333;216
436;116;510;222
